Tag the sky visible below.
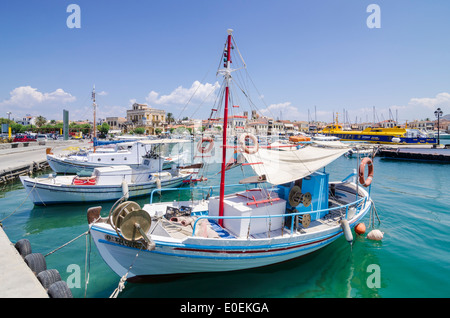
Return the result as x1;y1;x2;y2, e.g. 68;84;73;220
1;0;450;124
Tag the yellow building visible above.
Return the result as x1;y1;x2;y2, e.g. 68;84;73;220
126;103;165;134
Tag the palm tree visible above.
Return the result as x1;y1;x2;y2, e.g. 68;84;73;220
35;115;47;128
166;112;175;124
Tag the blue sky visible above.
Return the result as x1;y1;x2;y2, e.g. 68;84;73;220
1;0;450;124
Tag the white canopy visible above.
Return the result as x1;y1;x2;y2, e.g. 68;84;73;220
242;145;349;185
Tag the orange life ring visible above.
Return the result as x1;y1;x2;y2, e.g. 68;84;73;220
239;133;259;154
359;157;374;187
197;137;214;154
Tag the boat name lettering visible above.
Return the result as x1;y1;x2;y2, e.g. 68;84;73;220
104;234;142;249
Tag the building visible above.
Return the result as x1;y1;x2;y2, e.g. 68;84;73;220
15;115;35;126
407;120;434;131
378;119;397;128
106;117;127;130
125;103;166;134
246;119;268;135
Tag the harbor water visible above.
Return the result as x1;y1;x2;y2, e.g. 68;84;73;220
1;151;449;298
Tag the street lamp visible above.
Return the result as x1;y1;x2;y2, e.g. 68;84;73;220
434;107;443;145
6;112;11;120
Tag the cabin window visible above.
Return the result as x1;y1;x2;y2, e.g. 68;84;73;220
98;158;101;161
111;158;114;161
124;157;127;160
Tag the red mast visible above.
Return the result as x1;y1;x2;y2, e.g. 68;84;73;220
218;29;233;226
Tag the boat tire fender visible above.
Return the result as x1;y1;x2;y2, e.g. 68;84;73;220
47;281;73;298
15;239;32;258
37;269;62;289
239;133;259;154
359;157;374;187
24;253;47;275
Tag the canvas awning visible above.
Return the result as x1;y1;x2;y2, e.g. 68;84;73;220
242;145;349;185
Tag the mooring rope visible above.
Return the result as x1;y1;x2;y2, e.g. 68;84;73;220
0;181;37;224
110;244;144;298
44;230;89;257
369;199;381;229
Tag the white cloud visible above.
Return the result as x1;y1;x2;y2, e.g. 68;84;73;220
382;92;450;121
0;86;76;118
259;102;303;120
145;81;220;106
97;91;108;96
408;92;450;110
97;105;128;119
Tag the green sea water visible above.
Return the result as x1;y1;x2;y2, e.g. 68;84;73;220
1;154;449;298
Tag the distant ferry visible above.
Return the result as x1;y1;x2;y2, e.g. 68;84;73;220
320;125;437;144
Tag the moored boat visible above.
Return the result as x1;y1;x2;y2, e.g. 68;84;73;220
86;29;376;282
320;124;436;145
20;164;199;205
47;139;190;174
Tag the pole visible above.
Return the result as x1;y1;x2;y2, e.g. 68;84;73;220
219;29;233;227
92;85;97;152
435;107;443;146
437;111;440;145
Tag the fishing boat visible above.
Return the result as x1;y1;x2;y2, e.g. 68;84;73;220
20;162;200;205
46;139;190;174
320;124;437;145
86;29;375;281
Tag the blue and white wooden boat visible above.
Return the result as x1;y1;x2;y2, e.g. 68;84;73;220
47;139;190;174
86;30;375;282
20;164;198;206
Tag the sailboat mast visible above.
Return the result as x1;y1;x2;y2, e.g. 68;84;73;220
218;29;233;226
92;85;97;152
92;85;97;139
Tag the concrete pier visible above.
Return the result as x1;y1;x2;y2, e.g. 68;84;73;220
0;226;48;298
0;139;90;184
0;139;91;297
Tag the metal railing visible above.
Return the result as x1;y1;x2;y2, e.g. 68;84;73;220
190;195;368;236
148;182;370;237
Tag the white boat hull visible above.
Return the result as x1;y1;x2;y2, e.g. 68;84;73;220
47;154;142;174
89;183;371;280
20;175;188;205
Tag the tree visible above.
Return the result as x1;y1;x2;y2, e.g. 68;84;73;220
35;116;47;128
155;128;162;135
166;112;175;124
134;127;145;135
97;122;110;136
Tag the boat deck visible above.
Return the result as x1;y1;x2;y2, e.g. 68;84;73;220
146;182;367;241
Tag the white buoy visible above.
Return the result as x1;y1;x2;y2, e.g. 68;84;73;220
367;229;384;241
155;177;161;190
121;180;129;200
340;219;353;245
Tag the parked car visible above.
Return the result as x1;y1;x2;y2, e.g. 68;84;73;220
13;135;37;142
36;134;48;142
